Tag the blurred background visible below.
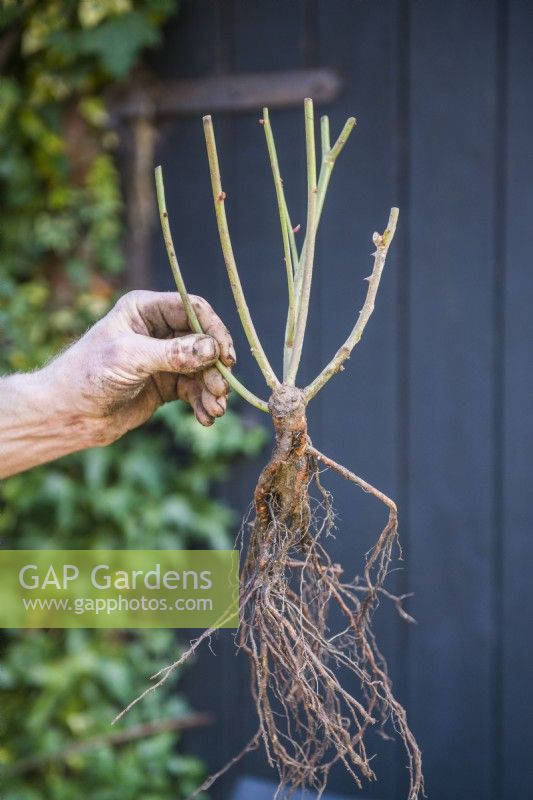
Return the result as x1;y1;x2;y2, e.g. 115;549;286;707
1;1;532;800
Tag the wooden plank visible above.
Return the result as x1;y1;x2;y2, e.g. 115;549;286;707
392;0;413;795
225;1;309;788
231;775;358;800
127;0;221;290
315;1;400;797
111;68;341;121
149;0;219;79
149;0;234;787
407;2;498;799
153;3;313;796
502;1;533;795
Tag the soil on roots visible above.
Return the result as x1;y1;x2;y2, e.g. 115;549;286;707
235;385;423;799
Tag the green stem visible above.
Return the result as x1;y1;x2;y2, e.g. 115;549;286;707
285;208;300;271
155;166;269;413
317;116;356;223
203;115;279;390
283;209;300;380
280;199;300;378
261;107;296;348
293;116;356;311
285;98;318;385
281;190;300;378
320;115;331;161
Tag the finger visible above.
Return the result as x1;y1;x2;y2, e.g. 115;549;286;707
133;333;219;376
151;372;179;404
203;366;229;398
189;295;236;368
201;387;226;418
113;291;189;337
178;377;215;426
116;292;236;370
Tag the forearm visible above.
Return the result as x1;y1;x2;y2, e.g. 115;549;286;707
0;369;98;479
0;292;233;479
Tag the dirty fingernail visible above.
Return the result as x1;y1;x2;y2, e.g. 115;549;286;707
194;336;217;360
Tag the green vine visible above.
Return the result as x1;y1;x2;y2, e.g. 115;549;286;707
0;3;267;797
0;0;179;371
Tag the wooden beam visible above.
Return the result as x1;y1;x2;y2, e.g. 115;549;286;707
110;68;341;121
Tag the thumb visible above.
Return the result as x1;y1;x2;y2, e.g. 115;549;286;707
134;333;220;375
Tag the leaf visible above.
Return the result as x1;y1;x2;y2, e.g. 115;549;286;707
78;0;133;30
76;13;161;78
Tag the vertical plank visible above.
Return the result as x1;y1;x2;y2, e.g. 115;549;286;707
407;2;498;799
155;3;312;797
393;2;413;796
150;0;219;79
502;1;533;796
151;3;242;791
230;0;309;393
152;0;221;302
315;1;400;797
228;1;309;786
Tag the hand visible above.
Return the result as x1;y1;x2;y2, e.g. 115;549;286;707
45;290;236;445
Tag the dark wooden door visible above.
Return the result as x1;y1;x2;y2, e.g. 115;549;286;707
148;2;533;798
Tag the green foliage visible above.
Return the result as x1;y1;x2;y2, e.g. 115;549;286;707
0;2;267;797
0;0;175;372
0;629;206;800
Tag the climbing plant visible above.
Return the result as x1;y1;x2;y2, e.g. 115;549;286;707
0;3;266;797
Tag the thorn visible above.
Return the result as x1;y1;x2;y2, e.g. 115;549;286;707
259;118;265;125
218;191;226;202
364;275;372;282
293;224;301;234
339;365;345;371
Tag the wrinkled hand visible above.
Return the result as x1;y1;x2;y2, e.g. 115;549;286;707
47;290;235;446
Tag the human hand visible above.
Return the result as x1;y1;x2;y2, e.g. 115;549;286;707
45;290;236;446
